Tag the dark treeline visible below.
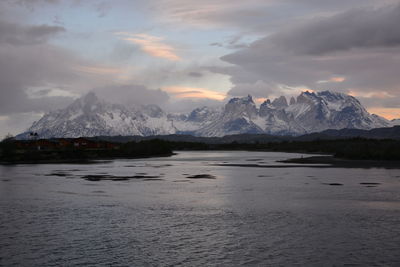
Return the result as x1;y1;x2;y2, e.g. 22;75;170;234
0;139;173;163
1;137;400;163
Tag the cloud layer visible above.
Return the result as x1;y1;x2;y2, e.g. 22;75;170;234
219;3;400;108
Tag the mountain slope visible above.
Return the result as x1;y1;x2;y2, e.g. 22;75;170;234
282;91;390;134
195;95;264;137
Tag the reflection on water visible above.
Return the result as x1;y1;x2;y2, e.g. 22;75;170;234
1;151;400;266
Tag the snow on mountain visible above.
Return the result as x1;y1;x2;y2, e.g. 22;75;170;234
194;95;264;137
171;106;220;133
18;92;176;139
260;91;390;135
193;91;390;137
18;90;392;138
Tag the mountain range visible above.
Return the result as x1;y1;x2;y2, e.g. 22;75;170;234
17;90;399;139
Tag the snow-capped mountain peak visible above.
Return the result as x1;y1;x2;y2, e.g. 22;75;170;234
228;94;254;104
18;92;176;138
224;94;257;119
18;90;392;138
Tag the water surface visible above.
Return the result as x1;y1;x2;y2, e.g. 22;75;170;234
1;151;399;266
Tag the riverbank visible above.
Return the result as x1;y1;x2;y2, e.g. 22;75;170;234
0;139;173;164
3;137;400;164
0;152;174;165
279;155;400;169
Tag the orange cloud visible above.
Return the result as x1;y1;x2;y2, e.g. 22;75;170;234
330;76;345;82
163;86;225;100
317;76;346;83
254;97;267;104
116;32;180;61
368;108;400;120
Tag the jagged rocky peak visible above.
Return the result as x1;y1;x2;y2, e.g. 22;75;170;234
259;99;274;116
296;91;317;104
260;99;272;108
304;90;356;104
228;94;254;105
290;96;296;105
225;95;257;118
271;96;288;109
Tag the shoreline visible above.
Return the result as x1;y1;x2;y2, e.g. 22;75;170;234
279;155;400;169
0;152;175;165
2;151;400;169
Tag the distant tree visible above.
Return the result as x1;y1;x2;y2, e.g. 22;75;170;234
0;134;16;159
2;133;14;142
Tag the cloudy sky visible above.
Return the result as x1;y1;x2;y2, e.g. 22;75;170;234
1;0;400;137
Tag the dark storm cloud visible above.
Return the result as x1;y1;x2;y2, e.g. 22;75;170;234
0;20;65;45
271;4;400;55
156;0;395;33
219;2;400;107
0;43;82;114
0;19;101;115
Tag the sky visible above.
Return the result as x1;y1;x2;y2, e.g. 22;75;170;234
1;0;400;137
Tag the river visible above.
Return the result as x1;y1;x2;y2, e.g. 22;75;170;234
1;151;399;266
